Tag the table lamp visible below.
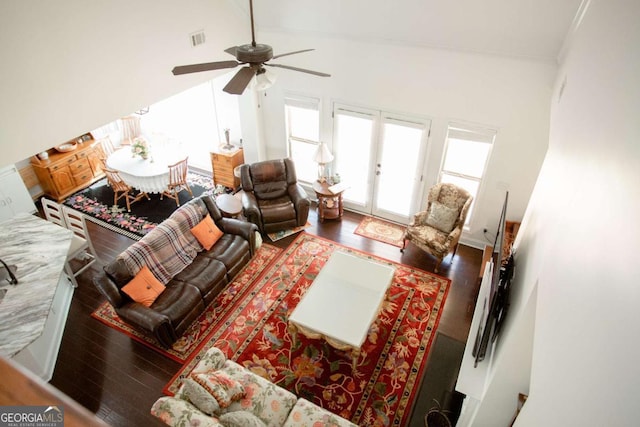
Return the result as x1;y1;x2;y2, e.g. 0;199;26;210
313;142;334;183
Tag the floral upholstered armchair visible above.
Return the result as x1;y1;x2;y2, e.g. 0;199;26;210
401;183;473;272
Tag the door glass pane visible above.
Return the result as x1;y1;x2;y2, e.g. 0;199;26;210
290;140;317;183
442;138;491;178
441;173;479;224
375;122;423;216
334;113;374;206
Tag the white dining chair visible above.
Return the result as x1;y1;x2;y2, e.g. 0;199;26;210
41;198;97;287
99;136;116;157
120;115;141;145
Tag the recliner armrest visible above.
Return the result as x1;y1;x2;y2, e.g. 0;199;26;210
241;191;261;231
288;183;311;226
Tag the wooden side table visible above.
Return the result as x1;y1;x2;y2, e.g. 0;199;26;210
313;181;344;222
216;193;242;218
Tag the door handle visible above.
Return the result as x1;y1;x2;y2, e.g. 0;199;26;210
376;171;381;176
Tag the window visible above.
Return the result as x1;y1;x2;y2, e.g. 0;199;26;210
439;123;496;225
285;96;320;184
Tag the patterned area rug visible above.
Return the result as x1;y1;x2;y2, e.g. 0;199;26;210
354;216;407;248
63;172;219;240
90;244;282;363
165;233;450;426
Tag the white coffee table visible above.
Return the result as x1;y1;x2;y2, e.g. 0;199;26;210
288;250;396;371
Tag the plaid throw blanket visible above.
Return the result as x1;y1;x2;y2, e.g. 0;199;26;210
119;203;206;284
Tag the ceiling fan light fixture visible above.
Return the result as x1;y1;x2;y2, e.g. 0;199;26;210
253;68;277;91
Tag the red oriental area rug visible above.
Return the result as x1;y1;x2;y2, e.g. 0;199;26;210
91;244;282;363
354;216;407;248
165;233;450;426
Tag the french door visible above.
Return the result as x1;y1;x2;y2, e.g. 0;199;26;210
332;104;430;224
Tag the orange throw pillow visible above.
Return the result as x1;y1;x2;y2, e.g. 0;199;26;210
121;266;165;307
190;214;223;250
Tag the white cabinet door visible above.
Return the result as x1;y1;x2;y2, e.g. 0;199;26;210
0;164;36;221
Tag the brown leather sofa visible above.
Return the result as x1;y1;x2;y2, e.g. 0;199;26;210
93;194;259;347
240;158;310;234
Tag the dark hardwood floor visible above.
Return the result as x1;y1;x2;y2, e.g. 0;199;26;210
49;206;482;427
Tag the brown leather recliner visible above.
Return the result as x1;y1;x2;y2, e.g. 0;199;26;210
240;158;310;234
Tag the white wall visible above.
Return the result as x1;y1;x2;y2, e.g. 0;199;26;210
0;0;246;166
247;31;556;245
473;0;640;425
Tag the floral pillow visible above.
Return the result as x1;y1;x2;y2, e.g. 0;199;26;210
426;202;459;233
192;371;246;408
181;378;221;416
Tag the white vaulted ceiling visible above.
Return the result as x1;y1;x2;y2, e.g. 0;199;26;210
231;0;584;62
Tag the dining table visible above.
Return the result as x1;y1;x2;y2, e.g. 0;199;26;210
106;146;188;194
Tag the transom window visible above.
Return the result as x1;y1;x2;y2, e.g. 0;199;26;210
439;123;496;225
285;96;320;184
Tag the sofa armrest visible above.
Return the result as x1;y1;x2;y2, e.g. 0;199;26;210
117;303;174;346
217;218;259;255
284;398;358;427
93;272;123;308
151;397;222;427
192;346;228;374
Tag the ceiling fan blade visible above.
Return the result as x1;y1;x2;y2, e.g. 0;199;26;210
224;46;238;56
266;63;331;77
172;60;239;75
223;67;257;95
272;49;315;60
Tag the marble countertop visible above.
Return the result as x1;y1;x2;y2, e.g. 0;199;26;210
0;214;72;357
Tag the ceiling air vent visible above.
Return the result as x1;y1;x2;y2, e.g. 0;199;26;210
190;30;206;47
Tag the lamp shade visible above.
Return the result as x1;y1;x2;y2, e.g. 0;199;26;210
313;142;334;163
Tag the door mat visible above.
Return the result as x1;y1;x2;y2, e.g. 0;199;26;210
266;221;311;242
354;216;406;247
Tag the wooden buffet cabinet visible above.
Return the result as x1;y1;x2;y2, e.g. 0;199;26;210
210;147;244;189
30;136;105;201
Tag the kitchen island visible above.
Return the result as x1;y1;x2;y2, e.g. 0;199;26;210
0;213;74;381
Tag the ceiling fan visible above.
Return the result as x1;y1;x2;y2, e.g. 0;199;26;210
171;0;330;95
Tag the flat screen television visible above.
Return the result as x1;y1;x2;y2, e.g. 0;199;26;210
472;191;515;366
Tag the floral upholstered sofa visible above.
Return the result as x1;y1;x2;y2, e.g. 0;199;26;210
151;347;356;427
